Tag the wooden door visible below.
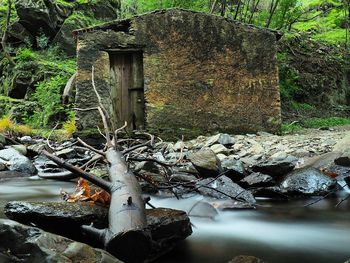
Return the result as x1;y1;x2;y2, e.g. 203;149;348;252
110;52;145;131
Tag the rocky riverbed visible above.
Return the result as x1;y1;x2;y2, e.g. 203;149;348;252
1;127;350;262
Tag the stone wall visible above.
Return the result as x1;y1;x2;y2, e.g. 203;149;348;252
75;9;281;138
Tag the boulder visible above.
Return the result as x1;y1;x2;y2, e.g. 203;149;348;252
0;219;121;263
221;159;246;181
252;156;297;177
280;167;337;196
14;0;73;38
195;175;256;204
0;148;36;175
8;21;35;45
4;201;192;260
188;149;222;177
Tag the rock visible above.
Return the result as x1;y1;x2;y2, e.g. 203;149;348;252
229;255;267;263
252;156;297;177
221;159;246;181
9;144;27;156
240;172;275;187
210;144;230;155
173;162;199;174
205;133;235;147
208;199;255;210
28;143;51;155
0;163;6;171
170;173;198;182
250;186;287;199
334;150;350;167
196;175;256;204
14;0;73;38
187;201;218;218
247;143;264;155
19;135;34;144
188;149;222;177
5;201;192;260
280;167;337;196
134;161;160;173
0;148;36;175
270;151;287;160
0;219;121;263
216;153;228;161
8;21;35;45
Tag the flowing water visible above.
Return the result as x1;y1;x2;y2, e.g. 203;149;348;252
1;177;350;263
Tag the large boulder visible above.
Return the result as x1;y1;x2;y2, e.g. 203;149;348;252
280;167;337;196
0;219;122;263
0;148;36;175
14;0;73;38
252;156;297;177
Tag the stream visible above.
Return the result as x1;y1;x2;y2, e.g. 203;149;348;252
1;177;350;263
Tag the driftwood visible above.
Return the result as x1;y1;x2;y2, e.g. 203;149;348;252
41;66;151;262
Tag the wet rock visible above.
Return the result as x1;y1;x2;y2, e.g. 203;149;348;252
240;172;275;187
280;167;337;196
188;149;222;177
229;255;267;263
28;143;50;155
205;133;235;147
208;199;255;210
0;219;121;263
146;208;193;260
0;148;36;175
210;144;230;155
196;175;256;204
4;201;192;260
221;159;246;181
250;186;287;199
334;151;350;167
187;201;218;218
19;136;34;144
252;156;297;177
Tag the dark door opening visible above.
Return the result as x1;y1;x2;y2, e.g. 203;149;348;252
109;51;145;131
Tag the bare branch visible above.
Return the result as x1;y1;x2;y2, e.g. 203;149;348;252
42;150;112;192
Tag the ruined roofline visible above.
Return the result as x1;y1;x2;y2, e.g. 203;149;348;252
72;8;282;40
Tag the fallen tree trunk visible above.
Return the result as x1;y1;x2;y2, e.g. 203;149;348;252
42;148;151;263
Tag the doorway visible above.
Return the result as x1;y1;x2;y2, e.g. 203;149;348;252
109;51;145;131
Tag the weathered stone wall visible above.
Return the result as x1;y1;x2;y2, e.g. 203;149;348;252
75;9;281;138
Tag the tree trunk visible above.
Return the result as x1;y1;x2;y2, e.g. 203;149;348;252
42;149;151;263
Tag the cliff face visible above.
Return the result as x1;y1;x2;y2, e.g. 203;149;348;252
75;9;281;138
